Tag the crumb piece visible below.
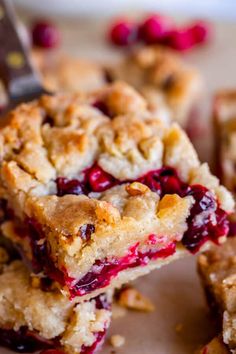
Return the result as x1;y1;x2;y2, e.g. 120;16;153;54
175;323;183;333
112;303;127;319
30;276;41;289
117;286;155;312
126;182;149;196
110;334;125;348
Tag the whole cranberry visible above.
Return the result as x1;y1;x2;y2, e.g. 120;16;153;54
87;164;117;192
139;14;174;44
109;19;137;46
165;28;195;51
189;20;211;44
32;21;60;49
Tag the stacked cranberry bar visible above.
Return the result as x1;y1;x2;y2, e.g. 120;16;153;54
107;46;203;127
198;238;236;353
0;81;233;304
0;246;112;354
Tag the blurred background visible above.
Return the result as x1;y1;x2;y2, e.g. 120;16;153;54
13;0;236;20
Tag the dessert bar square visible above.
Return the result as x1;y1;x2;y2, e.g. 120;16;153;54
0;82;233;301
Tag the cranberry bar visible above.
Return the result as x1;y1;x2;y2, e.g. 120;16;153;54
0;247;112;354
214;90;236;234
214;90;236;194
198;238;236;353
0;82;233;301
107;46;203;127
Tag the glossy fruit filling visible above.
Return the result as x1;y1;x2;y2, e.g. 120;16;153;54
0;294;109;354
69;242;176;298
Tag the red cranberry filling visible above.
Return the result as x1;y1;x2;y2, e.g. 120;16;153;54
138;169;229;252
80;331;106;354
0;327;55;353
56;177;86;197
69;242;176;298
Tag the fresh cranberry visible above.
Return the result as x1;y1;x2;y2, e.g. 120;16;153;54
87;164;117;192
138;167;185;197
138;14;174;44
138;171;162;195
79;224;95;241
189;21;211;44
109;19;137;46
56;177;86;196
31;21;60;49
166;28;195;51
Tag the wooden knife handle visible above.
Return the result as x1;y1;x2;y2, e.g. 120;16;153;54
0;0;43;101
